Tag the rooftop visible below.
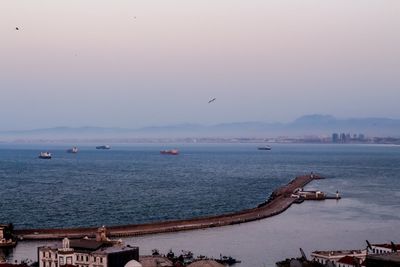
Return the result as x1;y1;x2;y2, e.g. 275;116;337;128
311;250;366;257
93;245;138;255
337;256;359;265
70;239;105;251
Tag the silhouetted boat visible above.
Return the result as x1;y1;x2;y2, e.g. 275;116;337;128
96;145;111;150
257;145;271;150
216;255;241;265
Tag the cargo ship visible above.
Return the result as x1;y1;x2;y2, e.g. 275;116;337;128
67;147;78;153
257;145;271;150
96;145;111;150
160;149;179;155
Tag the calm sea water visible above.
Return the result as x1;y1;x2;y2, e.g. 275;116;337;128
1;143;400;266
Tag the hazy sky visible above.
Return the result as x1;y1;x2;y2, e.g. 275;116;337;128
1;0;400;130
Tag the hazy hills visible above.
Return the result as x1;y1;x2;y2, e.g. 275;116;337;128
1;115;400;141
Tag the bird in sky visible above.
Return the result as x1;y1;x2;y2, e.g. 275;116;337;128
208;98;216;104
15;27;19;30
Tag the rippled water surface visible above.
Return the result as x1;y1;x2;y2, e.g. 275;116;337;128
1;143;400;266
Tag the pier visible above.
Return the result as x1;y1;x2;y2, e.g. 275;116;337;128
14;174;331;240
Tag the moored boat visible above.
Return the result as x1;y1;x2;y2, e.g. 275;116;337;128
216;255;241;265
38;152;52;159
160;149;179;155
257;145;271;150
67;146;78;153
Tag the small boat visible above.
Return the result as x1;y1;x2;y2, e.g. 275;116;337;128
67;146;78;153
257;145;271;150
96;145;111;150
38;152;52;159
216;255;241;265
160;149;179;155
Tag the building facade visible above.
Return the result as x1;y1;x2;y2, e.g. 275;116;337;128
38;237;138;267
310;250;366;266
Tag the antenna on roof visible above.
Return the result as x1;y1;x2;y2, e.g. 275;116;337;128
366;240;372;250
391;241;398;252
299;248;307;261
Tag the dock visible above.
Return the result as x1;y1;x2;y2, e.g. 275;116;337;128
14;174;334;241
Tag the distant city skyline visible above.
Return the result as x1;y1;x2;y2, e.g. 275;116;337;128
1;0;400;131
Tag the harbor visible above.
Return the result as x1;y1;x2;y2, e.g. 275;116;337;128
13;173;338;241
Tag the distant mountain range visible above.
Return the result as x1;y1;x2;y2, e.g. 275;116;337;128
1;115;400;141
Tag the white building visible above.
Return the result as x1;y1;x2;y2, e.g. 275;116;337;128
38;228;139;267
310;249;366;266
368;243;400;254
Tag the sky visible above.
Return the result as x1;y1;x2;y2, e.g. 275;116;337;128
1;0;400;131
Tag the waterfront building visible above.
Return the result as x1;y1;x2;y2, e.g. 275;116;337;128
310;250;366;266
0;224;16;248
332;133;339;143
368;243;400;254
38;227;139;267
340;133;346;143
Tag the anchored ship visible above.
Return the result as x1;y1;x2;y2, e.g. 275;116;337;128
160;149;179;155
67;147;78;153
257;145;271;150
38;152;52;159
96;145;111;150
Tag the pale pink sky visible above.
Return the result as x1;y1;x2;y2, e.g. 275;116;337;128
1;0;400;130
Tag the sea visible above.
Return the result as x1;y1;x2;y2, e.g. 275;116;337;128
1;143;400;266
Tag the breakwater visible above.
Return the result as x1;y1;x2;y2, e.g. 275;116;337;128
14;174;322;240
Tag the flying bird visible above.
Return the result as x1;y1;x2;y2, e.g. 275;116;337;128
208;98;216;104
15;27;19;30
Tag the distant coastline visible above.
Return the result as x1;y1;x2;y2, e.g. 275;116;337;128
1;115;400;142
1;136;400;145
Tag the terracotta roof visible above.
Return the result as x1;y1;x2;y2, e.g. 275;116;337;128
337;256;358;265
70;239;105;251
